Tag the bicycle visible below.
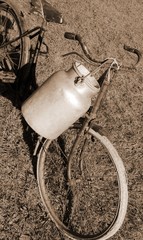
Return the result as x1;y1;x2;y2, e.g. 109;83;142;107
0;1;141;240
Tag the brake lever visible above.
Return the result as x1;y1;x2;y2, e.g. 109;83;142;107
124;44;142;66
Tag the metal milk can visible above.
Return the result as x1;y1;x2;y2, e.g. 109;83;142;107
22;62;100;139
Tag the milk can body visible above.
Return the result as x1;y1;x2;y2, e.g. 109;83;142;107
22;63;100;139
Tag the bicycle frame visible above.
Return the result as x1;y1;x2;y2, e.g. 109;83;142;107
66;64;115;178
0;0;63;82
1;0;141;154
33;58;116;157
0;2;132;239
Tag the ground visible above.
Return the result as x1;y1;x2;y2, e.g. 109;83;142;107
0;0;143;240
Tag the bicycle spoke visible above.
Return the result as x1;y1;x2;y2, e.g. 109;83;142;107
0;3;23;72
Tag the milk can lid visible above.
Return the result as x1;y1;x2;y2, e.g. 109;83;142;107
73;61;91;76
73;62;100;90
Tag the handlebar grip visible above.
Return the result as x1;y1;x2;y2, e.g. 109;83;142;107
64;32;78;41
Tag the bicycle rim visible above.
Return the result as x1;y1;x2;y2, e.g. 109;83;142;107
0;0;29;74
37;127;128;240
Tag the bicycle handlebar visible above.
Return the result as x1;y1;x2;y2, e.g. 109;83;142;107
64;32;79;41
123;44;142;65
64;32;142;67
64;32;105;64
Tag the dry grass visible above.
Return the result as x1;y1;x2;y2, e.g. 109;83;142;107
0;0;143;239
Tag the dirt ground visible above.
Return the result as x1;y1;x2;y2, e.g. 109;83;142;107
0;0;143;239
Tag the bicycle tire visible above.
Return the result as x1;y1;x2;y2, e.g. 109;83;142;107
0;0;29;74
37;127;128;240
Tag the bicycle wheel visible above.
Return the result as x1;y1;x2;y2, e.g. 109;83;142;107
37;126;128;240
0;0;29;79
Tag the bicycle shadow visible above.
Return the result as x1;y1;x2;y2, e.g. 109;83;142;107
1;63;39;178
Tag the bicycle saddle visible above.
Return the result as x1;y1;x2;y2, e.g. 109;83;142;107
30;0;64;24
